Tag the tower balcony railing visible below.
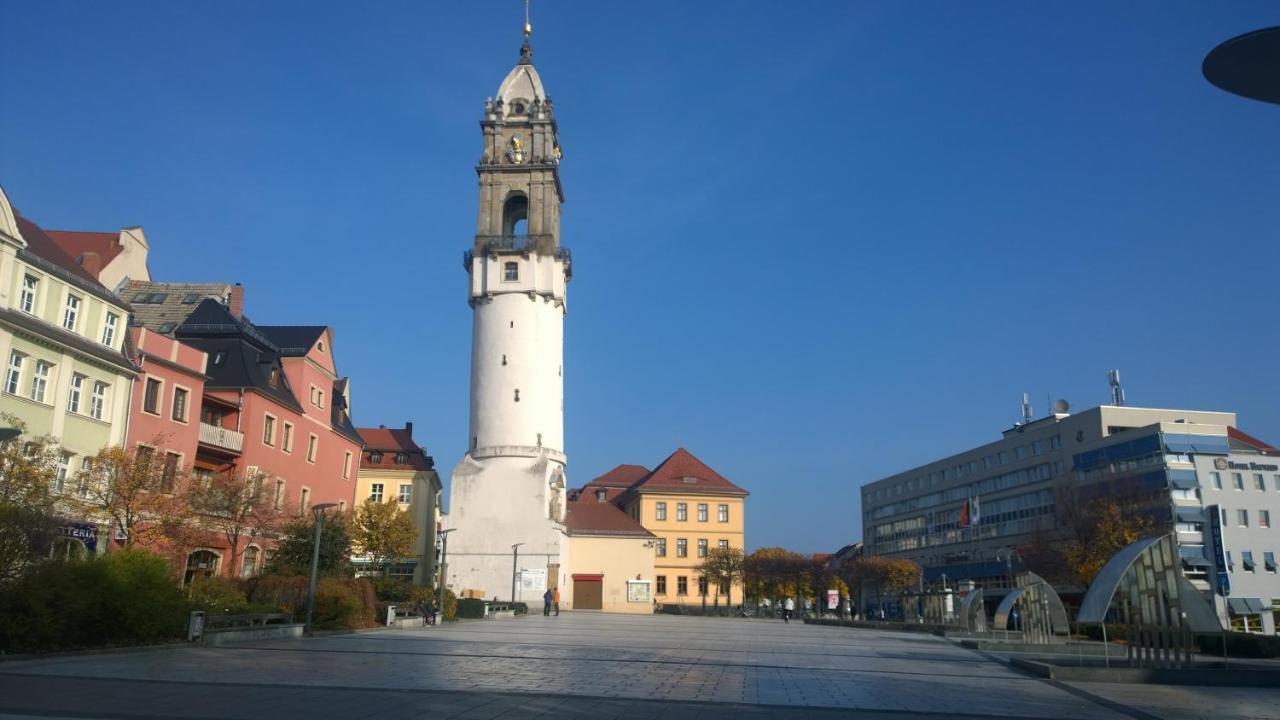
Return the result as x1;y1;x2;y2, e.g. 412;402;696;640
463;235;572;275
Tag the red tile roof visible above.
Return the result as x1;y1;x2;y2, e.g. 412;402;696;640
1229;427;1279;456
585;464;650;488
15;215;110;288
44;229;125;278
630;448;748;497
564;500;654;537
356;425;433;471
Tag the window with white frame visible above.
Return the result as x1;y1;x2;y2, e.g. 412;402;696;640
62;295;80;331
1211;472;1223;489
1254;473;1266;491
697;503;708;522
101;313;118;346
718;539;729;550
655;501;666;521
143;378;161;414
343;451;352;479
398;484;412;504
503;262;519;281
54;452;70;493
20;276;37;314
1261;509;1271;529
90;381;107;420
676;502;687;521
262;414;276;446
67;374;84;413
4;351;22;395
370;483;384;503
718;504;729;522
299;487;310;514
1238;509;1249;527
282;422;294;452
30;360;51;403
676;538;687;557
306;434;318;463
1233;472;1244;490
697;538;708;557
77;457;92;497
274;478;286;509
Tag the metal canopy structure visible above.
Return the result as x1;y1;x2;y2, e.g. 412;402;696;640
957;588;986;633
1076;534;1223;669
992;572;1070;643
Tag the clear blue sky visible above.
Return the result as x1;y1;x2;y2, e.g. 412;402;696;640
2;2;1277;553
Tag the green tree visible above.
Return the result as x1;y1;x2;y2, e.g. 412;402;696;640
264;513;353;577
697;546;745;610
0;417;60;582
351;498;416;575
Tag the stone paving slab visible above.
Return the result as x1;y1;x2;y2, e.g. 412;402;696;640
0;613;1267;719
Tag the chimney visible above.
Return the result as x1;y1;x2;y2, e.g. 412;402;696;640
78;251;103;279
229;283;244;318
405;421;413;435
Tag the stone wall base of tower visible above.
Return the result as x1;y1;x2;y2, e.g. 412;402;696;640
446;452;568;602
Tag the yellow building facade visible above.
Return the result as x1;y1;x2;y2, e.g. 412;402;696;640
354;423;442;587
573;448;749;610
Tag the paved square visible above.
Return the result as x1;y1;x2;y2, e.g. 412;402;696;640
0;614;1276;719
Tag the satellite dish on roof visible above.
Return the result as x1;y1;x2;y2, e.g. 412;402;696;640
1054;399;1070;414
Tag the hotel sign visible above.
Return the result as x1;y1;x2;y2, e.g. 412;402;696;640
1214;458;1278;472
1206;504;1230;597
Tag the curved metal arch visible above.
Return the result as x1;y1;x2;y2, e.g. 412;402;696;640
1077;534;1164;624
992;575;1071;635
958;588;986;632
1076;533;1223;632
993;587;1026;630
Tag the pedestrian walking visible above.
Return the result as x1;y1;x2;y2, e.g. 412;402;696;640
542;588;553;616
783;597;795;623
553;587;561;616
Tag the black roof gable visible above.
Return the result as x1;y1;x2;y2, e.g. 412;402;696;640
257;326;327;356
176;300;301;412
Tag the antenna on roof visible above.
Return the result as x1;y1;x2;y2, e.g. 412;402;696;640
1108;369;1125;406
1021;393;1033;425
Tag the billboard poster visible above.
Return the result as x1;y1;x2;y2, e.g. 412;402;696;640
826;590;839;609
1206;504;1230;597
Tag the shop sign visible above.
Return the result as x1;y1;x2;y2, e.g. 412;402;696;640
60;523;98;553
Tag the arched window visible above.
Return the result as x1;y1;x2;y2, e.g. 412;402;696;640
184;549;221;587
241;546;260;577
50;536;88;561
502;194;528;238
504;262;519;282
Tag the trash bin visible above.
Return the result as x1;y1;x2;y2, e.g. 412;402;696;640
386;605;397;627
188;611;205;642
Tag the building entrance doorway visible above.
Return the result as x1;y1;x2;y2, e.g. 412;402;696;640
573;574;603;610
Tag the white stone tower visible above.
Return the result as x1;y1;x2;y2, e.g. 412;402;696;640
447;22;571;600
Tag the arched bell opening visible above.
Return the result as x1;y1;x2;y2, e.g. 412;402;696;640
502;193;528;238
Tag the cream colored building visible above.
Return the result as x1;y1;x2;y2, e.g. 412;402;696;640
355;423;442;586
0;188;136;553
561;500;655;613
571;448;750;609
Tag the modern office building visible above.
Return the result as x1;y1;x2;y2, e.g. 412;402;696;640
861;404;1280;633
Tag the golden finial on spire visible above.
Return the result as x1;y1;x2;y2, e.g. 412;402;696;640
524;0;532;39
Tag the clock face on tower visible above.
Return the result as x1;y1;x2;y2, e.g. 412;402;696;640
507;134;526;164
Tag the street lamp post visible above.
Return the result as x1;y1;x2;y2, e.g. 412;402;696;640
437;528;455;622
511;542;525;603
304;502;339;635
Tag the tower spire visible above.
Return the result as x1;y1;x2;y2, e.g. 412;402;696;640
520;0;533;65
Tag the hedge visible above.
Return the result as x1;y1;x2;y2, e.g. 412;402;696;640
0;550;190;653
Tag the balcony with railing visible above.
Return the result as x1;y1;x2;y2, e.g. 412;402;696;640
463;234;572;274
199;422;244;454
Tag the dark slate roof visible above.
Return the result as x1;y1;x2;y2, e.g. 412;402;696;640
14;215;130;309
175;300;302;413
0;306;136;374
330;378;363;446
125;280;231;335
256;326;327;356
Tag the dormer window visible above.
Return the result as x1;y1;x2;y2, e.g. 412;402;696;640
681;476;700;484
268;367;279;388
395;452;409;465
512;101;526;114
212;351;226;366
369;451;383;464
595;488;607;503
504;262;519;282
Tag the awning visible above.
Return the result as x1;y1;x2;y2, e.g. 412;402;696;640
1227;597;1268;614
1168;469;1200;490
1179;547;1211;567
571;574;603;582
1175;506;1206;523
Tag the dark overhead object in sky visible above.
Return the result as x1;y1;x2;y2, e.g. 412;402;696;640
1203;26;1280;105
